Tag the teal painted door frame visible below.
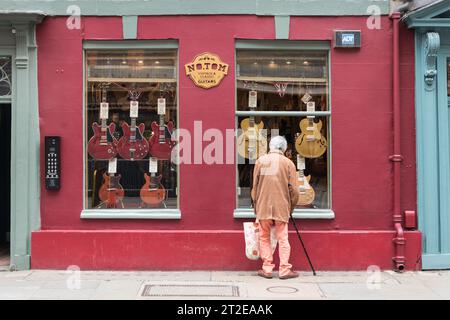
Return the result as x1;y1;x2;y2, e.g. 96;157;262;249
422;46;450;269
416;31;450;269
0;18;42;270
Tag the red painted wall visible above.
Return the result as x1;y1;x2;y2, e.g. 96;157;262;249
34;15;419;270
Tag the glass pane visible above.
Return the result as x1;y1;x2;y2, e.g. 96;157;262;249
236;50;328;112
237;115;329;209
85;49;178;210
0;56;12;97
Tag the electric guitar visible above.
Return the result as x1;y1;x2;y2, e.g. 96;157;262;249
140;173;166;206
117;119;149;160
88;120;118;160
295;118;327;158
98;172;124;208
296;169;315;206
148;115;175;160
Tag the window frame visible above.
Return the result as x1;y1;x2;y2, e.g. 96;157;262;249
80;40;181;219
233;40;335;219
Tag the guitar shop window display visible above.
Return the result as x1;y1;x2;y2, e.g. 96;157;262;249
251;135;300;279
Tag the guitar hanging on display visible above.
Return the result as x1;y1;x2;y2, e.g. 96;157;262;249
117;99;149;160
148;95;176;160
140;173;166;206
237;90;267;160
98;172;125;208
296;169;315;206
295;101;327;158
87;87;118;160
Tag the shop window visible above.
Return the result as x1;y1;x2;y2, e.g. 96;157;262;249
236;47;331;213
84;49;178;212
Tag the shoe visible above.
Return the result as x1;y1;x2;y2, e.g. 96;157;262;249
257;270;273;279
279;270;299;280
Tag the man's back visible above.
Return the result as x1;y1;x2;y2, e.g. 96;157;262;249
251;150;299;223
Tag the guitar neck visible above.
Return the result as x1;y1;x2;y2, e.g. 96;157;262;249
100;119;108;145
158;115;165;143
100;87;108;144
130;117;137;142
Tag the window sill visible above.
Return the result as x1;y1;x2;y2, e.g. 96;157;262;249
233;208;335;219
80;209;181;220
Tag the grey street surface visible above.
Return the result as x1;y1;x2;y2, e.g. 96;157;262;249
0;269;450;300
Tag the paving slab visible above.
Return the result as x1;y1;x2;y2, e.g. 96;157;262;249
318;282;442;300
30;288;97;300
91;280;144;300
0;286;40;299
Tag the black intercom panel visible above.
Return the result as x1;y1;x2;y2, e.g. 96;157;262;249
45;136;61;190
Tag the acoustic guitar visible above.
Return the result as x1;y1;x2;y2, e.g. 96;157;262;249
140;173;166;206
98;172;125;208
117;119;149;160
295;118;327;158
88;121;118;160
296;169;315;206
148;115;175;160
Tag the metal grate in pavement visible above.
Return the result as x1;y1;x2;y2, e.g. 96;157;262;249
141;284;240;297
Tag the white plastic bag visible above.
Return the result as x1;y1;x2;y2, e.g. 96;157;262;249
243;221;278;260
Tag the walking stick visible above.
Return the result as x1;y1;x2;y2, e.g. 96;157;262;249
290;213;316;276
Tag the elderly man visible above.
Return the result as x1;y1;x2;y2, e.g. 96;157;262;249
251;136;300;279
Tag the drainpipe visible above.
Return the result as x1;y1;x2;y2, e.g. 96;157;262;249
390;11;406;272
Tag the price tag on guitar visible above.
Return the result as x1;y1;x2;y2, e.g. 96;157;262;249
248;90;257;109
108;157;117;174
149;157;158;173
158;98;166;115
100;102;109;120
297;154;306;171
130;101;139;118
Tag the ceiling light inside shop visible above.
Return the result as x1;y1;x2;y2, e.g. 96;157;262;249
155;60;160;64
286;61;291;65
138;60;144;64
303;60;309;65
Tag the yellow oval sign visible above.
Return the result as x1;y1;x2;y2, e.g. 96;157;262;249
185;52;229;89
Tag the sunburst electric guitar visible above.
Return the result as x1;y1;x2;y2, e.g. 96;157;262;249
98;172;125;208
140;173;166;206
295;118;327;158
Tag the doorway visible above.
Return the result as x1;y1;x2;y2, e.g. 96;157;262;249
0;104;11;270
421;48;450;269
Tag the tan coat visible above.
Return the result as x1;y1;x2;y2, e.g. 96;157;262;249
251;150;300;223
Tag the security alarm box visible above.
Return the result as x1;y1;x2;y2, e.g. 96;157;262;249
334;30;361;48
45;136;61;190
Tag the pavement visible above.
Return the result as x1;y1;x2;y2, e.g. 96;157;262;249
1;268;450;300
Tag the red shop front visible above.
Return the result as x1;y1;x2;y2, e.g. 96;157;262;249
31;14;421;271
